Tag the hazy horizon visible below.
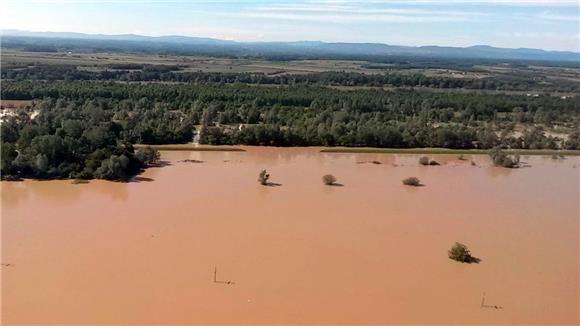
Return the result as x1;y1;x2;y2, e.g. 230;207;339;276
2;0;579;52
4;28;580;54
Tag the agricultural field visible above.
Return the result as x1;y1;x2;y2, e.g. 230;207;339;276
3;49;579;94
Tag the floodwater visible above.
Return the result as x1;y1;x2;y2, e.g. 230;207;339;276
1;147;579;325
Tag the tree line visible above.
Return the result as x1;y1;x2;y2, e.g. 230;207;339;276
2;64;578;92
1;80;579;180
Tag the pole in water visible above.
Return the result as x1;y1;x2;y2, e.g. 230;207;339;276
213;266;235;285
481;292;503;310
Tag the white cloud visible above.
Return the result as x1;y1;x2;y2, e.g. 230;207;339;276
192;9;478;23
255;3;485;17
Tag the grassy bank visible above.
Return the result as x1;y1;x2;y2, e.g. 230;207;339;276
320;148;580;156
134;144;245;152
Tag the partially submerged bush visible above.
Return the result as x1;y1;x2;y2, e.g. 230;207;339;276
135;146;160;166
419;156;440;166
322;174;337;185
448;242;480;263
258;170;270;185
402;177;421;186
489;147;520;168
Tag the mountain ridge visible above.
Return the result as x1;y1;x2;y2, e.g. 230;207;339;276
2;29;579;62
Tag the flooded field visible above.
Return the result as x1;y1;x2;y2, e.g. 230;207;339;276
1;148;578;325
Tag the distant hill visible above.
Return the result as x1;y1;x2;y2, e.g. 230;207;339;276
2;29;579;62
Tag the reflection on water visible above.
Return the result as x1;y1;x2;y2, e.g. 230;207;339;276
1;147;579;325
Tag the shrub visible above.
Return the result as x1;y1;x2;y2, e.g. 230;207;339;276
258;170;270;185
448;242;479;263
402;177;421;186
322;174;337;185
489;147;520;168
135;146;160;166
420;156;440;166
94;154;131;180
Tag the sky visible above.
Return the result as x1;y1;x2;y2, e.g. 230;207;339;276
1;0;579;52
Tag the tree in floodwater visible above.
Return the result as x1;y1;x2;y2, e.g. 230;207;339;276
258;170;270;185
94;154;131;181
402;177;422;186
419;156;440;166
322;174;337;185
448;242;480;263
136;146;160;166
1;142;18;177
489;147;520;168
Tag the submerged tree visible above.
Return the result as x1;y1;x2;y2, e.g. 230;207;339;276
419;156;440;166
448;242;480;263
258;170;270;185
322;174;337;186
489;147;520;168
93;154;131;181
135;146;160;166
402;177;421;186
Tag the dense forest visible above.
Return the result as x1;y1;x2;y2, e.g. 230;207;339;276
2;78;579;180
2;64;578;92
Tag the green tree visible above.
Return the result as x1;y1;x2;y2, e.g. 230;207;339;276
489;147;520;168
0;142;18;176
402;177;421;186
322;174;337;185
258;170;270;185
448;242;479;263
94;155;131;180
135;146;160;166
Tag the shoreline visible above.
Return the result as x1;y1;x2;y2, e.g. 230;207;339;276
134;144;245;151
320;147;580;156
138;144;580;156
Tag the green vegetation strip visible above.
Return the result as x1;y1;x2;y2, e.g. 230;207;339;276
320;148;580;156
134;144;245;152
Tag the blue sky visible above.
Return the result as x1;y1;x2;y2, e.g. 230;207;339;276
2;0;579;51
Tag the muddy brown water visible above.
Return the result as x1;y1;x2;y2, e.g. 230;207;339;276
1;148;578;325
